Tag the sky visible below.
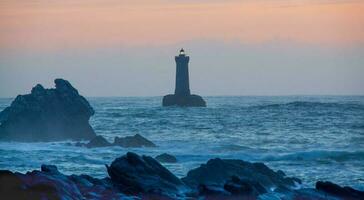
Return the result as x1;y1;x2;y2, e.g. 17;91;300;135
0;0;363;97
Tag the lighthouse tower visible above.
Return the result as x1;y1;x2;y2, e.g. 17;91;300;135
175;48;191;96
162;48;206;107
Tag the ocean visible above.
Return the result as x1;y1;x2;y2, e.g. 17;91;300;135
0;96;363;190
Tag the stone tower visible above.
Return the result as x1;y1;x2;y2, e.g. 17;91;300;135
175;48;191;96
162;49;206;107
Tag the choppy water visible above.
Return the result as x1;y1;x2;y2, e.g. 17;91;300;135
0;96;363;190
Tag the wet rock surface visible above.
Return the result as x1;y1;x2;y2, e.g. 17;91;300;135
0;152;362;200
113;134;157;148
0;165;127;200
0;79;96;141
80;134;157;148
106;152;184;197
316;181;364;199
85;135;112;148
182;158;301;191
155;153;178;163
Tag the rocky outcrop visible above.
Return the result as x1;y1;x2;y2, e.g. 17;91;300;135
163;94;206;107
1;152;362;200
0;165;127;200
106;152;185;198
85;135;112;148
0;79;96;141
113;134;157;148
182;158;301;191
80;134;157;148
316;181;364;199
224;175;266;196
155;153;178;163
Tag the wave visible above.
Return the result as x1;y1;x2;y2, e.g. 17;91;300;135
263;150;364;162
253;101;364;110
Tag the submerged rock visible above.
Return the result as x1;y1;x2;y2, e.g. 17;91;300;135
316;181;364;199
86;135;112;148
155;153;178;163
106;152;185;197
113;134;157;148
182;158;301;192
0;79;96;141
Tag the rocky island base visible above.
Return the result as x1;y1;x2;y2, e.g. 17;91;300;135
163;94;206;107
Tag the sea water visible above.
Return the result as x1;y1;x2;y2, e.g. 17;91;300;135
0;96;363;190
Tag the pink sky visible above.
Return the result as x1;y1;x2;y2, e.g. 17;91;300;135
1;0;363;51
0;0;363;97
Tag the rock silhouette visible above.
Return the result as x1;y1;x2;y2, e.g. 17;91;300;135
0;79;96;141
163;49;206;107
106;152;185;198
85;135;112;148
155;153;178;163
113;134;157;148
83;134;156;148
182;158;301;191
316;181;364;199
0;152;362;200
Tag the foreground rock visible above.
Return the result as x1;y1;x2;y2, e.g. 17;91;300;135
316;181;364;199
0;79;96;141
155;153;178;163
113;134;157;148
1;152;363;200
0;165;128;200
106;152;185;198
182;158;301;192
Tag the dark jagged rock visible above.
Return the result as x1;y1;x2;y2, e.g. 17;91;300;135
113;134;157;148
86;135;112;148
0;167;127;200
198;184;231;198
0;169;58;200
76;134;156;149
106;152;185;197
316;181;364;199
1;152;363;200
224;175;266;196
41;164;60;174
0;79;96;141
155;153;178;163
182;158;301;191
163;94;206;107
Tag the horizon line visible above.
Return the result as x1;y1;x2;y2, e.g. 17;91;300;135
1;94;364;99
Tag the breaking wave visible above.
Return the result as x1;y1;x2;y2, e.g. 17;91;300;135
253;101;364;110
264;150;364;162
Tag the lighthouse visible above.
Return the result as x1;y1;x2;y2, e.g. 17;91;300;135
175;49;191;96
162;49;206;107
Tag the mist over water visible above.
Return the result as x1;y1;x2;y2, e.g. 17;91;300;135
0;96;363;190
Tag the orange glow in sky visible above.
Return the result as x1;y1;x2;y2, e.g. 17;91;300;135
0;0;363;50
